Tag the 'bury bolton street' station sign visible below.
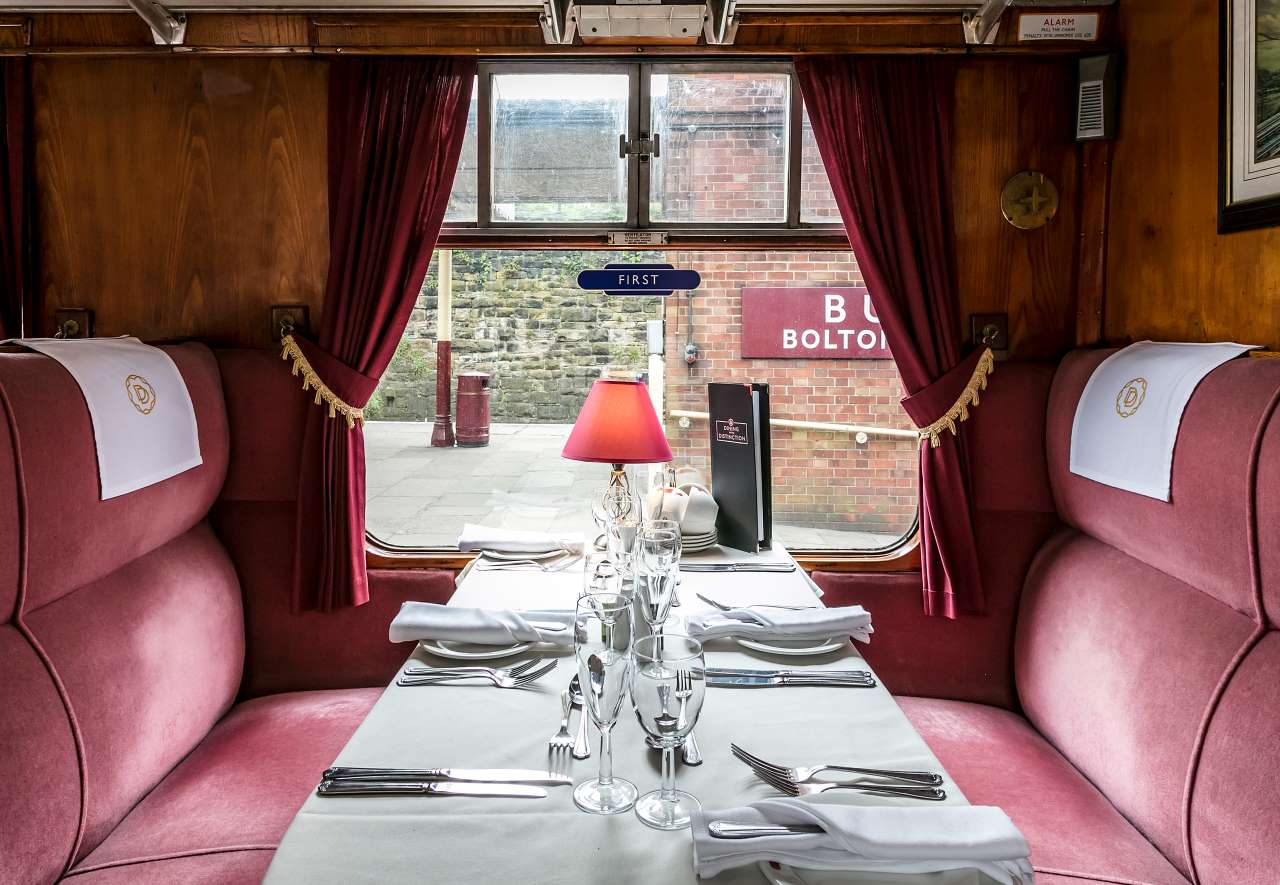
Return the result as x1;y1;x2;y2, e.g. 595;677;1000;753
740;287;891;360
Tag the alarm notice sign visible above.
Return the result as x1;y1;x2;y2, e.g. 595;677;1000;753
740;287;891;360
1017;13;1099;41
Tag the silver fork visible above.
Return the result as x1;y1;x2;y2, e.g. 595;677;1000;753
403;659;544;679
731;743;942;786
675;669;702;766
749;763;946;801
397;659;558;688
477;553;581;573
696;593;819;612
548;689;574;777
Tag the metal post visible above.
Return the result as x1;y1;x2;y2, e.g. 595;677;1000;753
431;250;456;447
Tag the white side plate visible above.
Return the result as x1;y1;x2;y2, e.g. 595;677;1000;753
734;636;848;657
418;639;534;661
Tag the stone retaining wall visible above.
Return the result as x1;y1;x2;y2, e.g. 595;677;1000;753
369;250;658;424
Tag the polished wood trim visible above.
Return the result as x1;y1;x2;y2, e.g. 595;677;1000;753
5;9;1115;57
367;547;475;571
793;535;921;574
1075;139;1113;347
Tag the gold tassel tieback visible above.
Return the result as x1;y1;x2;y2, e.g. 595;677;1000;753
916;347;995;449
280;334;364;429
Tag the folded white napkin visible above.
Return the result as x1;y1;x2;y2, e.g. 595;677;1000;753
388;602;574;646
456;524;584;556
686;605;873;644
680;483;719;535
692;798;1033;884
645;486;691;523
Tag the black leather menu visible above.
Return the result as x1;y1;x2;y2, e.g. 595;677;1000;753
707;382;772;554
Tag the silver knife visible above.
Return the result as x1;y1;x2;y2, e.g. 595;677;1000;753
681;563;796;573
322;766;572;785
317;780;546;798
708;674;876;688
708;821;826;839
707;667;874;680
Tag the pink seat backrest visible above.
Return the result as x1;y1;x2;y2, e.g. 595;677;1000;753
0;343;240;884
1018;349;1280;882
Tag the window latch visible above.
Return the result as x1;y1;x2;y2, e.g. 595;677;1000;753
618;132;660;160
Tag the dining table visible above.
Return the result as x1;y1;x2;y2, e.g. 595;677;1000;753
263;542;992;885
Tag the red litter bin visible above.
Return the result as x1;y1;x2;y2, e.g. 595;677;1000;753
455;372;491;447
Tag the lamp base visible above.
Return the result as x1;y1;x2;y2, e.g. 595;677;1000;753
598;463;640;522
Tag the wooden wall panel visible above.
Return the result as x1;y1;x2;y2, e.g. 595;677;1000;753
1106;0;1280;348
953;58;1082;359
33;58;328;347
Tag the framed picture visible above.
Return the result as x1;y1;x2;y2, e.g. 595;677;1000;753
1220;0;1280;232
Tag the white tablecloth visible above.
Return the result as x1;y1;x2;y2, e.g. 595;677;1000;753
264;544;982;885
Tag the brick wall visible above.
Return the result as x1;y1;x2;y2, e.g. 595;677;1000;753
661;252;917;537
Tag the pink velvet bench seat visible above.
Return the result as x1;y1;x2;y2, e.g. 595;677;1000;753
62;689;381;884
0;344;449;885
899;697;1189;885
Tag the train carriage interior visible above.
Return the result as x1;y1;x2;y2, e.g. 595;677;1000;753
1;1;1278;884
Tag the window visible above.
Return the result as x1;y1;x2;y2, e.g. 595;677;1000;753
366;250;918;553
649;70;790;223
441;61;845;241
491;72;630;223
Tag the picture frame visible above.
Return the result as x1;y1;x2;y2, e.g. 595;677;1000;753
1220;0;1280;232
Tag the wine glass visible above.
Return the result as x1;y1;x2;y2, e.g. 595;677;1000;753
573;593;638;815
631;634;705;830
637;525;679;635
645;517;683;607
581;552;621;599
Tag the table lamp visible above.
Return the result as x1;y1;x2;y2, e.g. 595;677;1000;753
562;378;673;504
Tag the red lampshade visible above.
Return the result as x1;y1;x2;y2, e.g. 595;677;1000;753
562;379;673;464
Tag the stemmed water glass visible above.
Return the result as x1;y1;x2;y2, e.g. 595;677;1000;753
573;593;638;815
631;634;705;830
636;525;680;636
581;551;621;599
606;513;642;587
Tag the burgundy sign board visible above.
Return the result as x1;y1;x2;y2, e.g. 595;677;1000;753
740;287;891;359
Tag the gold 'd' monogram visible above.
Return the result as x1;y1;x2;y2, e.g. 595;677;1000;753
125;374;157;415
1115;377;1147;418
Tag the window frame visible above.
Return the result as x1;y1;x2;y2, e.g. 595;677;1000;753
439;58;848;249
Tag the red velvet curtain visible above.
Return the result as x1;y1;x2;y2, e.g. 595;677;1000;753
293;57;475;611
0;58;31;339
795;56;984;618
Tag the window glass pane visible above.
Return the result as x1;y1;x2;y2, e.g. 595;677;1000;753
650;72;789;223
366;250;916;552
800;105;841;223
491;74;629;223
444;79;479;223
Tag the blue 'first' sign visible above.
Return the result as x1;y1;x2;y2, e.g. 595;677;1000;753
577;263;701;297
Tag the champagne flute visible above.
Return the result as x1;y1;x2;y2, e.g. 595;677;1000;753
631;634;705;830
637;525;679;635
573;593;637;815
645;517;683;607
